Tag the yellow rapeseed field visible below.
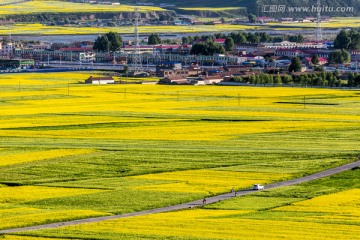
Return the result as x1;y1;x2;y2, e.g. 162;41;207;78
1;73;359;142
0;0;163;15
0;149;94;166
0;207;109;230
274;188;360;216
131;170;291;194
63;208;360;239
1;120;356;141
268;17;360;29
0;72;359;239
0;186;105;204
1;236;70;240
0;23;258;35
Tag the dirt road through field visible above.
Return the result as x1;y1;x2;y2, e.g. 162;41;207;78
1;159;359;234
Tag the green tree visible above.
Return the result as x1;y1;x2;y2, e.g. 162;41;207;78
348;29;360;50
248;14;256;23
355;75;360;87
282;75;293;84
232;76;243;82
93;32;122;52
237;32;247;44
182;36;190;44
93;35;110;52
148;33;161;45
311;54;320;65
224;37;234;51
289;57;302;73
123;65;129;75
190;41;224;56
105;31;123;52
247;33;260;43
288;34;304;43
348;72;355;87
274;74;282;85
328;49;351;64
334;30;351;49
248;75;255;84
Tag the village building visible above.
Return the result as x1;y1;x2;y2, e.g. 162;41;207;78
214;39;226;45
159;76;189;85
264;41;327;49
0;42;15;56
0;59;34;69
85;76;115;84
123;45;154;54
197;73;224;85
275;49;304;58
187;63;201;76
153;44;191;54
236;43;267;54
59;47;93;52
350;50;360;61
29;43;52;51
303;57;328;66
156;62;182;77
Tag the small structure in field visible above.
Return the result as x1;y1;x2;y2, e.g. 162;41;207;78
85;76;115;84
159;76;189;85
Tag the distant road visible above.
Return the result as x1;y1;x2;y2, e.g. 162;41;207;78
1;159;359;234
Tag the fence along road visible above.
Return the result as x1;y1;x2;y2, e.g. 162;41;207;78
1;159;360;234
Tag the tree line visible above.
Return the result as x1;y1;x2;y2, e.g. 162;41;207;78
231;71;350;87
182;32;304;46
334;29;360;50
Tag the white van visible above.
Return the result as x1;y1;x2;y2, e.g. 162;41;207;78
253;184;264;190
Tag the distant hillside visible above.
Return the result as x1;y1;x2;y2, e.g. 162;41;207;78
256;0;359;17
120;0;256;8
119;0;360;17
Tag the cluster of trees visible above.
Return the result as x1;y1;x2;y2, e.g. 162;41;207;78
190;41;225;56
232;71;343;87
328;49;351;64
288;57;302;72
182;32;307;50
185;32;277;55
347;73;360;87
248;14;256;23
182;31;274;46
288;34;304;43
148;33;162;45
334;29;360;50
93;32;123;52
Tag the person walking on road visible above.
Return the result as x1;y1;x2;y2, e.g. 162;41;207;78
203;198;206;204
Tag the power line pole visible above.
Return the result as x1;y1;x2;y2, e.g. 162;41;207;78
133;2;143;74
315;0;323;42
